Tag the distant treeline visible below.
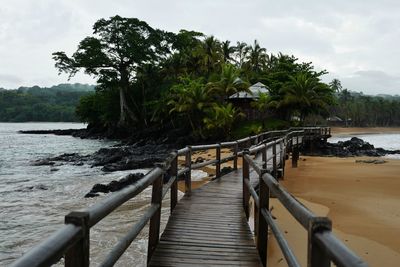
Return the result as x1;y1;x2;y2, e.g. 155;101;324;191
331;89;400;127
0;84;94;122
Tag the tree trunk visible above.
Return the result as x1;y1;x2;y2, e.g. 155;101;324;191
118;69;137;127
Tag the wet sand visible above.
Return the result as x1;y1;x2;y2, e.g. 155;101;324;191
331;126;400;136
173;128;400;266
267;156;400;266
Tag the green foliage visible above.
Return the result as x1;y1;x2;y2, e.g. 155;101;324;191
278;72;334;121
167;77;210;136
53;15;174;127
231;121;263;139
0;84;93;122
331;90;400;126
51;15;400;140
203;103;244;137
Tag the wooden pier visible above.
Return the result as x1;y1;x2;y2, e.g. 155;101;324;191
149;170;262;267
11;127;368;267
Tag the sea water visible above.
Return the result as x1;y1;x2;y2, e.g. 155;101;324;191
0;122;176;266
329;133;400;159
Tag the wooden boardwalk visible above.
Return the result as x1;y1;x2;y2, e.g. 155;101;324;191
149;170;262;267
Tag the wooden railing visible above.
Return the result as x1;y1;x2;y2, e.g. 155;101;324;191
10;126;362;267
242;128;368;267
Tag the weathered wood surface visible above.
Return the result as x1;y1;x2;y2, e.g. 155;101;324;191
148;170;262;267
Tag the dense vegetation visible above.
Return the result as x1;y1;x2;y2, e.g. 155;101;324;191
330;82;400;127
0;84;94;122
51;16;400;140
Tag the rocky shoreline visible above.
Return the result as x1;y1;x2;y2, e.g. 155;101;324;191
27;127;400;198
303;137;400;157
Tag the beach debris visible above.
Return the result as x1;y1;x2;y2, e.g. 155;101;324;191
355;159;387;164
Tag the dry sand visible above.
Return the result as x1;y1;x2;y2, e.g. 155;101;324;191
174;128;400;266
267;156;400;267
177;148;238;192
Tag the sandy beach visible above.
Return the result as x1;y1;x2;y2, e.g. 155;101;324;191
331;126;400;136
175;127;400;266
267;128;400;266
264;156;400;266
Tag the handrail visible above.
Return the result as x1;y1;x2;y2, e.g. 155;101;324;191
10;224;82;267
11;126;335;267
242;127;368;267
88;167;164;227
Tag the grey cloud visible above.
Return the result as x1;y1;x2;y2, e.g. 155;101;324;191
0;0;400;95
0;74;23;88
341;70;400;95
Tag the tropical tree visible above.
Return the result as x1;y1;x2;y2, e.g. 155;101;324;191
167;77;210;136
221;40;236;63
244;40;267;75
234;41;248;68
329;78;342;93
194;36;222;75
203;103;243;137
279;73;334;121
250;92;272;126
52;16;173;127
207;64;249;99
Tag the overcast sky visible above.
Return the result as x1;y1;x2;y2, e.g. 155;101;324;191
1;0;400;95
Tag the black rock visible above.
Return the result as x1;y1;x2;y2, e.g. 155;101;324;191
84;173;145;198
303;137;398;158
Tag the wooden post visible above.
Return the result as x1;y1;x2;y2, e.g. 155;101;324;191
169;155;178;213
292;135;299;168
147;173;163;263
65;211;90;267
242;149;250;220
262;143;267;170
254;199;258;238
257;170;269;267
272;142;277;179
185;146;192;194
216;144;221;178
280;140;285;178
233;141;238;170
308;217;332;267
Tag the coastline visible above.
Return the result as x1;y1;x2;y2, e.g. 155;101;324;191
267;156;400;266
179;127;400;266
331;126;400;136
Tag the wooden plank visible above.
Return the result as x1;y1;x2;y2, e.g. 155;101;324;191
148;169;262;266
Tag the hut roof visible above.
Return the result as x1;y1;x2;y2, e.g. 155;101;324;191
229;82;269;99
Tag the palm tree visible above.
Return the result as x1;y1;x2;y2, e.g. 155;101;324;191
251;92;272;126
244;40;267;73
168;77;210;136
221;40;236;63
194;36;222;75
279;73;334;121
234;41;248;68
207;64;249;99
203;103;244;137
329;78;342;93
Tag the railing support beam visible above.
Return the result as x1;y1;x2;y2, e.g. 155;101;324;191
185;146;192;194
308;217;332;267
216;144;221;178
257;171;269;267
169;155;178;213
242;149;250;220
64;211;89;267
147;173;163;263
